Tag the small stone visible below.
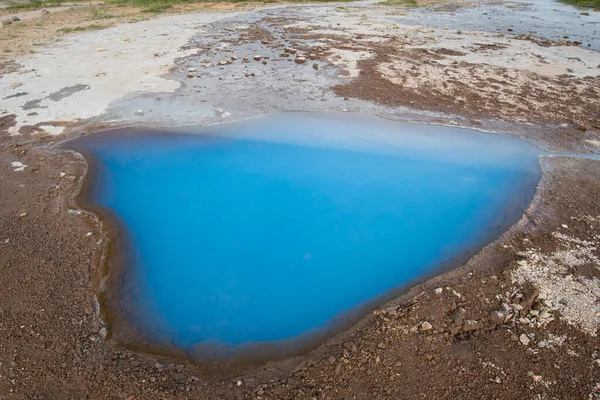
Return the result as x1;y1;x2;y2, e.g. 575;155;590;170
462;320;483;332
231;56;238;61
188;68;196;72
421;321;433;331
328;356;336;365
280;53;290;57
295;57;306;64
41;9;50;14
253;55;261;61
218;60;229;66
134;109;144;116
529;310;539;316
489;311;505;324
434;287;443;296
187;73;194;78
519;334;530;346
531;375;542;382
18;212;27;218
309;53;317;60
262;60;267;65
284;47;297;54
11;16;20;22
1;19;12;26
539;310;551;319
313;63;319;70
175;364;184;373
511;304;524;311
236;380;243;386
96;48;107;52
9;82;21;88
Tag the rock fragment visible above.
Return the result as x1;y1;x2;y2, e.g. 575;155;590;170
489;311;505;324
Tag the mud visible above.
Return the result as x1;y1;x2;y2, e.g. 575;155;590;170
1;0;600;398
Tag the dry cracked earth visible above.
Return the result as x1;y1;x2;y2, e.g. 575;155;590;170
1;0;600;399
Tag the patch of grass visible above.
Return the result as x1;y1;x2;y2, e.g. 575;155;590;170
580;11;590;14
456;30;462;34
57;24;106;33
89;6;116;19
376;0;418;6
559;0;600;10
140;2;172;12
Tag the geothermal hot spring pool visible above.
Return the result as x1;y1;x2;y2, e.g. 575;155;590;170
72;113;542;359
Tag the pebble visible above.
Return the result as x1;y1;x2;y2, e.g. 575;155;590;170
462;319;483;332
187;73;194;78
41;9;50;14
134;110;144;116
295;57;306;64
489;311;505;324
280;53;290;57
11;16;20;22
9;82;21;88
188;68;196;72
218;60;229;66
253;55;261;61
284;47;297;54
531;375;542;382
231;56;238;61
421;321;433;331
313;63;318;70
434;287;443;295
519;334;531;346
96;48;107;52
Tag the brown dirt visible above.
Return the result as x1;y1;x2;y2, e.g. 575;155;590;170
333;42;600;132
2;126;600;398
0;2;266;59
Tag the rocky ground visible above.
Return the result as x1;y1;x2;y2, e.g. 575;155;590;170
1;0;600;398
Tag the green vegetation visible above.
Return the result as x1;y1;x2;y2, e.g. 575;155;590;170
559;0;599;9
7;0;350;13
376;0;418;7
57;24;106;33
89;6;116;19
580;11;590;14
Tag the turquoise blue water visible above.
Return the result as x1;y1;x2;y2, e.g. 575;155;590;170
76;114;541;351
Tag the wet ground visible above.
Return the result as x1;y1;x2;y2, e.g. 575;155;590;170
1;0;600;398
